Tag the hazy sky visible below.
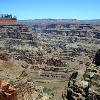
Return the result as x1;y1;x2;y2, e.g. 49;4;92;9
0;0;100;20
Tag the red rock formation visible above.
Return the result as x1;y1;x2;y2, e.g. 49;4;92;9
0;80;17;100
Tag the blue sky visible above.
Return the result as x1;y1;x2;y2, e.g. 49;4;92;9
0;0;100;20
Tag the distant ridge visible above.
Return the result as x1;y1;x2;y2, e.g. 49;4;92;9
79;19;100;24
18;19;100;25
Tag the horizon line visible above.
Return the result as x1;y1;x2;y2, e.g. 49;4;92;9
18;18;100;20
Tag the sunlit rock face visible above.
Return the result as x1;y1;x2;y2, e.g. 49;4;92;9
0;80;17;100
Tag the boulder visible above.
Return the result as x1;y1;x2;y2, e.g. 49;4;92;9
0;80;17;100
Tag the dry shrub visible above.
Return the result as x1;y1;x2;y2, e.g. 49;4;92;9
1;60;14;68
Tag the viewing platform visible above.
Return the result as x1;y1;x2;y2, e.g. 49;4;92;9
0;14;17;24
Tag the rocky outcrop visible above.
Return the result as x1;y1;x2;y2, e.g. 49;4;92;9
63;64;100;100
93;49;100;66
0;24;34;40
46;58;66;67
0;80;17;100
